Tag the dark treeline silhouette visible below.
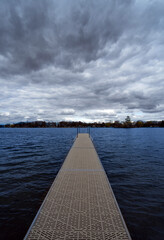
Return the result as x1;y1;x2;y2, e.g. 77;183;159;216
1;117;164;128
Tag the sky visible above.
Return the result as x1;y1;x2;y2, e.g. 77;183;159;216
0;0;164;123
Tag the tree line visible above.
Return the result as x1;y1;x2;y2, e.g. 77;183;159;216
1;116;164;128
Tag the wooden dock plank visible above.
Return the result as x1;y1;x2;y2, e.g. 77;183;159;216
24;133;131;240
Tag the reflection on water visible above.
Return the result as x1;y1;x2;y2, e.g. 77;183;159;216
0;128;164;240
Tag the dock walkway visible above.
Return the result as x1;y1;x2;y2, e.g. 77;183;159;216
25;133;131;240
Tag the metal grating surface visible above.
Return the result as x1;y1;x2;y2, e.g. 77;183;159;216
24;133;131;240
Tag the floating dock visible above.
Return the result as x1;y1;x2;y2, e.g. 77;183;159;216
24;133;131;240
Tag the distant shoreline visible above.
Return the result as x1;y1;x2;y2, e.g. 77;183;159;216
1;120;164;128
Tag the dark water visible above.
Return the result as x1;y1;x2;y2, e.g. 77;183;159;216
0;128;164;240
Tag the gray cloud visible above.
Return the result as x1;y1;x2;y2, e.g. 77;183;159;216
0;0;164;123
0;0;133;74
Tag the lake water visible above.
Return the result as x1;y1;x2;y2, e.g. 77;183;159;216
0;128;164;240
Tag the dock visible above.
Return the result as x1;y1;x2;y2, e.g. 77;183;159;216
24;133;131;240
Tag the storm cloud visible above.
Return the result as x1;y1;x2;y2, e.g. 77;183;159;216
0;0;164;123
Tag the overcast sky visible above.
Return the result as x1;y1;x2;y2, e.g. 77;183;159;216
0;0;164;123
